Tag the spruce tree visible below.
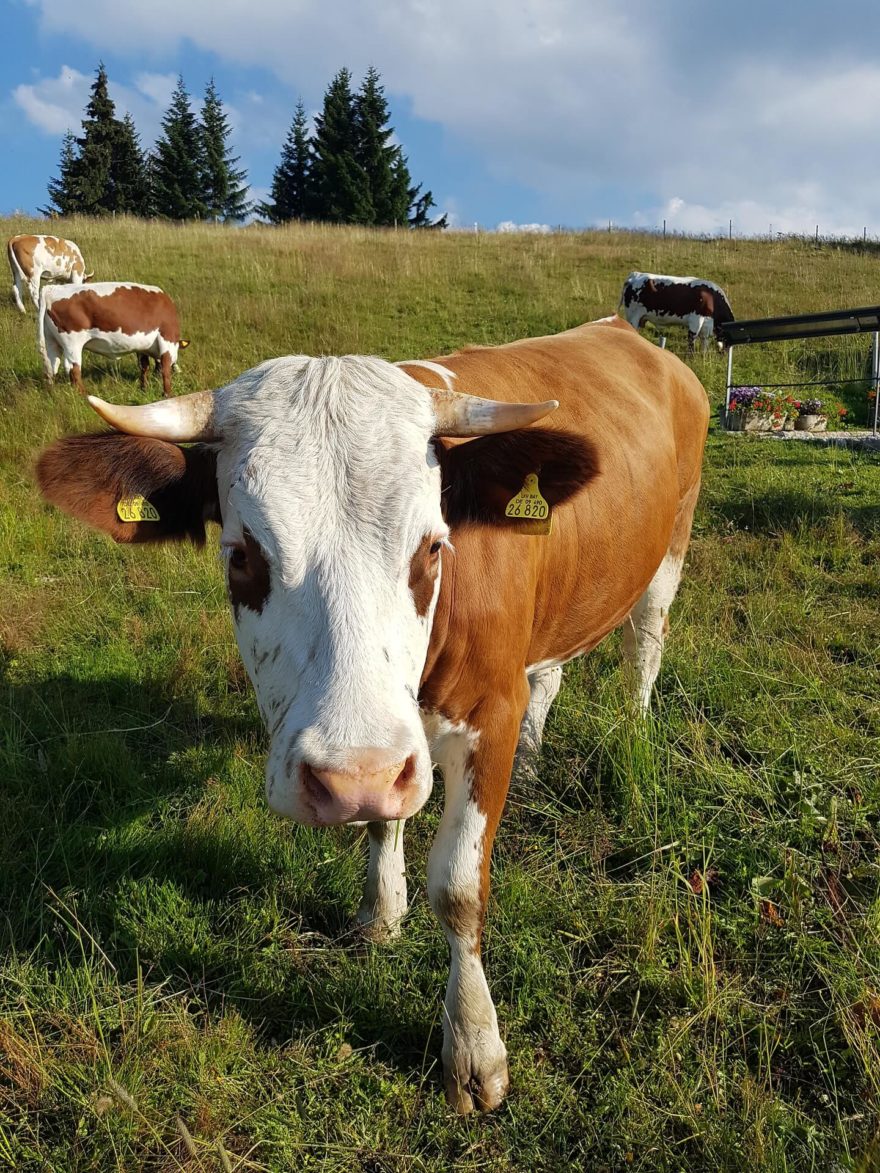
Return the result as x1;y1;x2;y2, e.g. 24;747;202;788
353;67;402;226
408;183;447;229
201;78;251;221
112;113;151;215
309;68;371;224
259;100;312;223
70;64;117;213
42;131;80;216
152;76;207;220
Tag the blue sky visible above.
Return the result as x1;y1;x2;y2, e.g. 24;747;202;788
2;0;879;234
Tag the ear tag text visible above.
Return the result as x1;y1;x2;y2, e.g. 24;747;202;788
117;495;160;523
505;473;552;535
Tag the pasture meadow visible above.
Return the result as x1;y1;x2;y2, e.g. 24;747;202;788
0;217;879;1171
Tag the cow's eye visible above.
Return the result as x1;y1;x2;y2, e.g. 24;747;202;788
229;546;248;571
429;540;443;556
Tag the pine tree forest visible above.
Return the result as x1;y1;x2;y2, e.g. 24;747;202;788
45;64;445;229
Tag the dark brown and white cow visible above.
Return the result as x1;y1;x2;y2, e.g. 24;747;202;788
39;282;189;396
620;271;734;352
8;233;91;313
36;317;709;1113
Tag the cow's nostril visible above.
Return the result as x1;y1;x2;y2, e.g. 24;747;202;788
393;754;416;791
302;764;332;806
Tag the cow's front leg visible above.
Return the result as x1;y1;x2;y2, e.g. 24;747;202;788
357;819;407;942
68;362;84;394
159;351;173;397
428;696;524;1113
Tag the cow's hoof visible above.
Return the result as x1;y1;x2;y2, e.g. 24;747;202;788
511;744;540;786
443;1037;509;1114
356;906;404;944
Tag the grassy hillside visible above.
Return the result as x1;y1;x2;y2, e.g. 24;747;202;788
1;216;879;1171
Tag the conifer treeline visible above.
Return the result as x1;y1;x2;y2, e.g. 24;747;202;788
44;67;249;221
45;64;445;228
259;67;445;228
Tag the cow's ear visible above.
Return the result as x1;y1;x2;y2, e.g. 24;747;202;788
437;427;600;528
36;432;220;544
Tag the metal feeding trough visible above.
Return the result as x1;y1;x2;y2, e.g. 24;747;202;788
718;305;880;436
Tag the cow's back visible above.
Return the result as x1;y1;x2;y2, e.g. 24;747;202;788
42;283;177;338
411;319;709;699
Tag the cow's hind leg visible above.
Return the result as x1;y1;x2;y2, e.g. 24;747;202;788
28;268;43;311
357;819;407;942
622;484;699;714
138;354;150;390
513;664;562;780
42;335;63;382
11;274;26;313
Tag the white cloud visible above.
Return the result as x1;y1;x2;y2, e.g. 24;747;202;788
496;221;552;234
637;196;866;240
13;65;176;143
132;71;177;108
12;64;88;134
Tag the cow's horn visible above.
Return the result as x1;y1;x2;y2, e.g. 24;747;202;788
86;391;219;442
430;388;559;437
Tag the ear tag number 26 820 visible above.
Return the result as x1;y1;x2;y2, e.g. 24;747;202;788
505;473;552;536
117;495;160;522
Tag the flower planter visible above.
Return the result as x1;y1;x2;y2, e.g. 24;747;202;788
794;414;827;432
725;410;787;432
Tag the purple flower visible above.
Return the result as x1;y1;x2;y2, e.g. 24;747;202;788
729;386;763;409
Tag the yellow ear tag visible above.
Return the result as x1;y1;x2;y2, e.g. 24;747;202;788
504;473;552;535
117;495;160;522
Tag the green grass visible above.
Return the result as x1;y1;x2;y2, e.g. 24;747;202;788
1;216;879;1170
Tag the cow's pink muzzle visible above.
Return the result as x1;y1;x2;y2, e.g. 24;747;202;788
300;754;418;825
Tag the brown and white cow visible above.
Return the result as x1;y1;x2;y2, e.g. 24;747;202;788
8;234;91;313
39;282;189;396
620;271;734;352
36;316;709;1113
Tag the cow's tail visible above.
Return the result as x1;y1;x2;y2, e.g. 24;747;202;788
37;290;53;381
7;238;26;291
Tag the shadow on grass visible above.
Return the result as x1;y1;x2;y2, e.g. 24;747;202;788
708;485;880;536
0;354;178;408
0;667;438;1074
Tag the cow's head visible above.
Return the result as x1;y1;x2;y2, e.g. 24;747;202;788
37;356;597;827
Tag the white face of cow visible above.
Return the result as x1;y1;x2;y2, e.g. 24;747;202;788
212;356;447;826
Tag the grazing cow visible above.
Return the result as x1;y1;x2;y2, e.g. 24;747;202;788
39;282;188;396
8;234;91;313
36;316;709;1113
620;271;734;352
